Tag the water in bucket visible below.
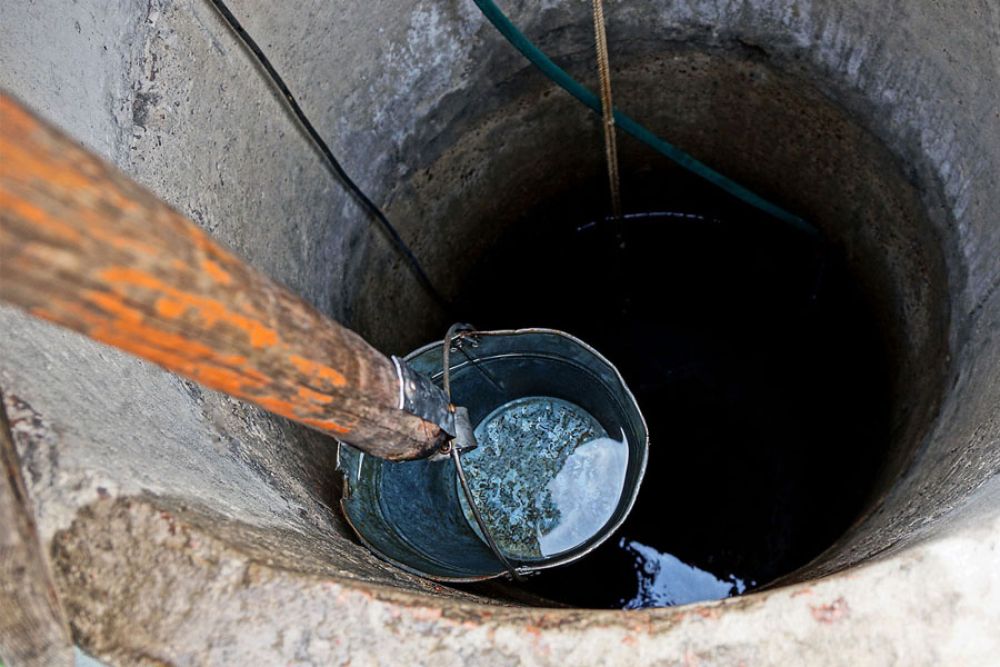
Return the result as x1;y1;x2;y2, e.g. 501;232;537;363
459;395;630;559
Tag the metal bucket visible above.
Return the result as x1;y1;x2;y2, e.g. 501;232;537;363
338;328;648;581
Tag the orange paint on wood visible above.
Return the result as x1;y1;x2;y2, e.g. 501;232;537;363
87;225;161;257
154;297;187;319
298;416;352;434
4;198;83;243
201;258;233;285
98;266;280;348
31;303;264;397
288;354;348;388
297;386;335;405
84;291;143;324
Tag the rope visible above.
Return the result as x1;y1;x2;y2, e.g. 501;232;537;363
591;0;622;221
205;0;452;311
471;0;818;236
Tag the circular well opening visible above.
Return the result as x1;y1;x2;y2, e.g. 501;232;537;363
352;43;951;609
456;167;889;608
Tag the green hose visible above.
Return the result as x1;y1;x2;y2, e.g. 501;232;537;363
472;0;817;236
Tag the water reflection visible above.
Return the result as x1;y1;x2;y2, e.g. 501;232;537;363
621;539;749;608
537;431;629;556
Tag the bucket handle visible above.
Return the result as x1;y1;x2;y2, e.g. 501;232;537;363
442;323;526;580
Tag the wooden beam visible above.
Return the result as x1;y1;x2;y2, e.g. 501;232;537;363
0;93;447;461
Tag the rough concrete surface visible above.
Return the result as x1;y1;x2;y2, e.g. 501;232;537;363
0;0;998;664
0;395;73;666
46;484;1000;665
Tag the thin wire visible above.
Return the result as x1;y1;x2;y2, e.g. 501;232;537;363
591;0;622;221
456;345;506;392
441;323;474;399
205;0;450;311
449;448;522;579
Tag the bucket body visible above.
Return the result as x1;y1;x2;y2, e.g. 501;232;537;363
338;328;648;581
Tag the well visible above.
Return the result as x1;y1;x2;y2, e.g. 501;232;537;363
1;0;998;664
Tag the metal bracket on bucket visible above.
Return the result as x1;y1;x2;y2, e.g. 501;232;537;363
392;356;456;438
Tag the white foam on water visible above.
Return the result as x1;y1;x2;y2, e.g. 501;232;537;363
537;430;629;556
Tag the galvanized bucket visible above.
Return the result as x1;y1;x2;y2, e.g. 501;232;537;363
338;328;648;581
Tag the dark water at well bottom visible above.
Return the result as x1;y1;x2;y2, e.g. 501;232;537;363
454;174;891;609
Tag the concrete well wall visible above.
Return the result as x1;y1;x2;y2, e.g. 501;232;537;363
1;0;998;664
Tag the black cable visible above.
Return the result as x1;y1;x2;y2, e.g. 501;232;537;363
206;0;450;311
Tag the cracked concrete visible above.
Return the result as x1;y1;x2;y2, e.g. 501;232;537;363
1;0;998;664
